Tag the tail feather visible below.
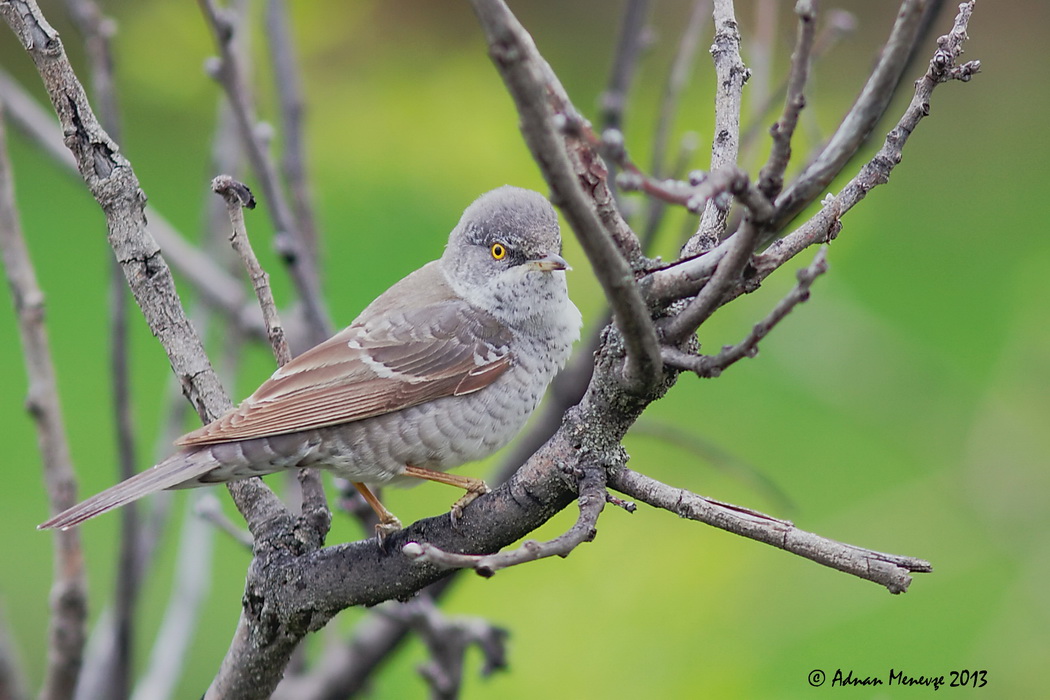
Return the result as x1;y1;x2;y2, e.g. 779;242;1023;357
39;450;217;530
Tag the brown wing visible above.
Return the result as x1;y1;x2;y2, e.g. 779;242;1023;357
176;263;513;446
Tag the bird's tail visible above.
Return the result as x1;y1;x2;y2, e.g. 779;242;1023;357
38;449;218;530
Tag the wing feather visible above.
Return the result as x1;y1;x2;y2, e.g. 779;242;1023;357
176;263;513;447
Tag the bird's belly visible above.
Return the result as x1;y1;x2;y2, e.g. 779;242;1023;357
313;365;544;484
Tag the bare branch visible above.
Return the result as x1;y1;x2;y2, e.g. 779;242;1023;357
60;2;141;694
0;0;287;550
194;493;254;550
0;68;265;338
212;173;330;529
599;0;650;133
264;0;319;261
756;0;817;201
608;466;931;594
212;175;291;366
197;0;332;346
759;0;979;273
640;0;711;245
741;9;857;156
468;0;663;392
770;0;936;238
131;495;217;700
381;598;508;698
686;0;750;254
0;105;87;700
664;245;828;376
661;215;762;344
0;605;28;700
402;462;606;577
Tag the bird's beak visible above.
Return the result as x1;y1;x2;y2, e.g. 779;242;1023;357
524;254;571;272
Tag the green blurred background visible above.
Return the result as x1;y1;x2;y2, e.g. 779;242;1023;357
1;0;1047;697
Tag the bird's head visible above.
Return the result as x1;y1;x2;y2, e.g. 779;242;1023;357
441;186;571;326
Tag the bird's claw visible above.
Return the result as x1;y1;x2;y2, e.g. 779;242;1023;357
449;482;491;528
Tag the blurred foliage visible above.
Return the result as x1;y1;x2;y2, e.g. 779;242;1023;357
1;1;1047;697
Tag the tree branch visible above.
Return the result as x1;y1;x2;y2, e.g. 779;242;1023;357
598;0;650;133
0;104;87;700
0;67;267;339
756;0;817;201
686;0;750;254
758;0;979;273
402;461;606;577
197;0;332;346
1;0;287;577
769;0;938;239
264;0;319;262
469;0;663;392
663;245;828;377
60;1;141;694
608;466;931;594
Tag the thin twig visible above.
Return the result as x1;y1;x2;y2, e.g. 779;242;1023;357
131;493;217;700
0;605;28;700
403;463;606;577
212;173;330;522
194;493;254;549
599;0;650;133
740;9;857;156
1;0;288;547
686;0;750;254
197;0;332;346
264;0;319;261
608;466;931;594
0;104;87;700
0;68;266;338
640;0;711;244
756;0;818;201
770;0;937;239
663;245;828;376
747;0;778;125
629;419;794;514
758;1;979;274
469;0;663;393
379;598;508;698
212;175;291;366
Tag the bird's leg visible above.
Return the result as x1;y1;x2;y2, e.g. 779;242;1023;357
402;465;491;525
352;482;403;539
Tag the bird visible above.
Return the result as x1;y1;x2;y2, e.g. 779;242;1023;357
39;186;582;534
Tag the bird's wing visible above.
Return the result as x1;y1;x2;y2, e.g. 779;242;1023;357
176;264;513;446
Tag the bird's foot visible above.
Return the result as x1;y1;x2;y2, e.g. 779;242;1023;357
449;481;491;527
375;515;403;543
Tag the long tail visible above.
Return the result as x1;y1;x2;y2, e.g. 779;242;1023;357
39;450;218;530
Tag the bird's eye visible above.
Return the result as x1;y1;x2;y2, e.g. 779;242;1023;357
490;242;507;260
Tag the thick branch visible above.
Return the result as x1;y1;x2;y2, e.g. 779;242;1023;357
470;0;663;392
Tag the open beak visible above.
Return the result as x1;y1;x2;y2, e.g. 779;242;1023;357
524;253;571;272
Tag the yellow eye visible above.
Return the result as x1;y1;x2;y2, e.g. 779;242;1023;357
490;242;507;260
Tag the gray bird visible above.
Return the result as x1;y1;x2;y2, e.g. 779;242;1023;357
40;186;581;533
